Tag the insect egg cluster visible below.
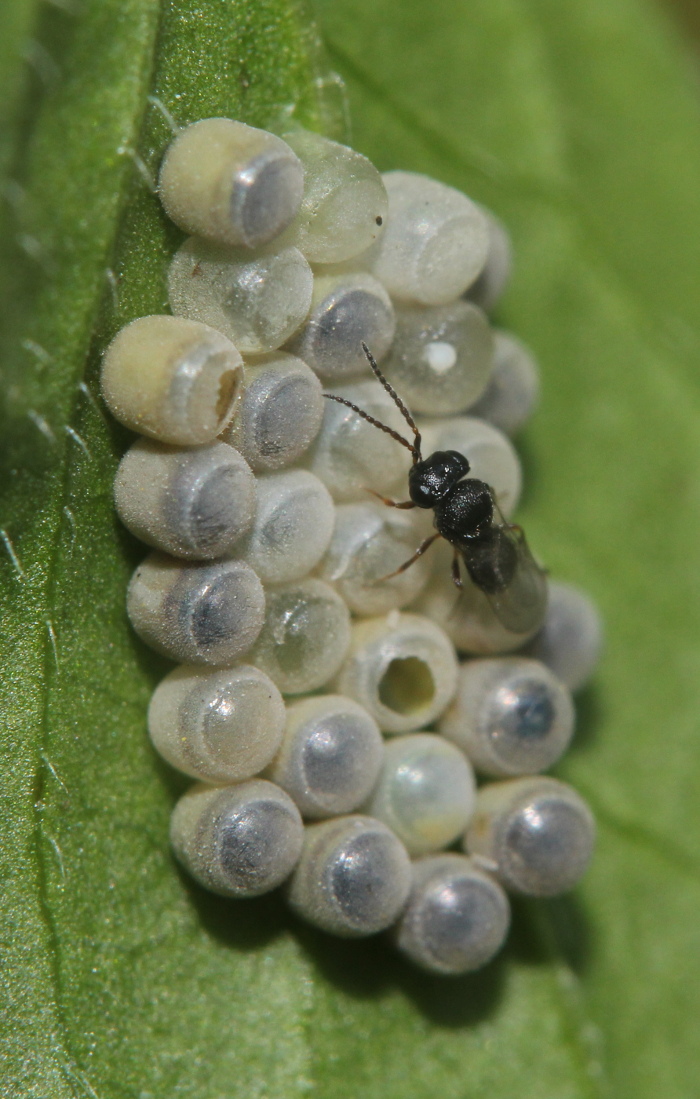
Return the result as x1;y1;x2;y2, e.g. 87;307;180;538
101;117;602;977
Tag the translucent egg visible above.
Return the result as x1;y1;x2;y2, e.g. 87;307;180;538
439;657;575;777
267;695;384;819
148;663;286;783
381;301;493;415
127;552;265;665
249;578;351;694
306;378;412;503
286;815;411;936
334;612;458;733
221;352;323;472
285;272;395;380
522;580;603;692
467;330;539;437
366;733;476;856
279;131;388;263
168;237;313;354
368;171;490;305
238;469;334;583
114;439;256;559
318;501;431;615
464;776;595;896
101;315;243;445
158;118;304;248
171;780;303;898
466;210;513;313
394;854;510;975
411;542;544;655
418;416;521;519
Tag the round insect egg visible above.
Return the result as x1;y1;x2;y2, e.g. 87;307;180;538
278;130;388;263
126;552;265;665
381;301;493;415
465;210;513;313
366;733;476;856
521;580;603;692
168;238;313;355
464;776;595;896
171;779;303;898
285;272;395;381
306;378;412;503
158;118;305;249
148;663;286;783
439;657;575;777
393;854;510;975
368;171;490;305
220;352;324;472
237;469;334;583
412;541;544;655
418;416;522;519
318;501;432;615
286;815;411;937
334;612;458;733
249;577;351;694
266;695;384;819
467;330;540;437
113;439;256;559
101;315;243;445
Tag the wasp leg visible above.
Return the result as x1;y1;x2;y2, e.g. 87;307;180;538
376;533;441;581
451;553;464;590
365;487;416;510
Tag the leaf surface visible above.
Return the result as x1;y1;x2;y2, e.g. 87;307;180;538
2;0;700;1096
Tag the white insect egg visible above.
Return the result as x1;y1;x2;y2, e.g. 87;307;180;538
168;237;313;354
286;815;411;937
101;315;243;445
266;695;384;819
411;541;543;655
394;854;510;975
249;577;351;694
148;663;286;783
126;551;265;665
334;612;458;734
171;780;303;898
467;330;540;437
318;501;431;615
368;170;490;305
114;439;256;559
522;580;603;692
220;352;324;472
466;210;513;313
418;415;522;519
306;377;412;503
464;776;595;897
237;469;335;583
381;301;493;415
285;271;395;380
278;130;388;263
365;733;476;856
439;657;575;778
158;118;305;249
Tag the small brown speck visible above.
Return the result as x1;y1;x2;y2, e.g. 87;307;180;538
375;215;383;226
191;262;203;277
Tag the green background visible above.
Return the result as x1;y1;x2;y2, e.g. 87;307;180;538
2;0;700;1095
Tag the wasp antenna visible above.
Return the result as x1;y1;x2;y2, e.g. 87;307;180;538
361;342;422;461
323;393;416;456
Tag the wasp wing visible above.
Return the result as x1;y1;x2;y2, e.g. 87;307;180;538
482;523;548;634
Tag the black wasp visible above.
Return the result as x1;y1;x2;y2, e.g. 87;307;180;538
323;342;547;635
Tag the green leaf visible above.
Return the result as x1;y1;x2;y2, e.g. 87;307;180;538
2;0;700;1096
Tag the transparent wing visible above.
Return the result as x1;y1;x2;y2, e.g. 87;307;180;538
485;525;548;634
